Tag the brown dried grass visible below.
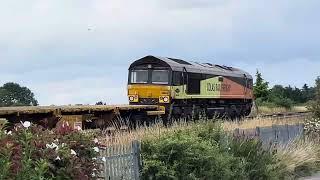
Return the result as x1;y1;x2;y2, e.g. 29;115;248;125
98;115;306;146
276;136;320;176
222;116;306;131
258;106;308;115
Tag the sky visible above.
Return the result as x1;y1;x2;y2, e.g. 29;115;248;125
0;0;319;105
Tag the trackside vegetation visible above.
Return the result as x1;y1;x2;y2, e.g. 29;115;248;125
139;120;320;180
0;122;100;180
254;71;316;109
141;123;280;180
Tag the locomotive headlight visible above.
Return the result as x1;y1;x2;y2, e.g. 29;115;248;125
128;95;139;102
159;96;170;103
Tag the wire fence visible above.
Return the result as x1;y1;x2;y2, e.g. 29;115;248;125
233;123;304;146
99;140;141;180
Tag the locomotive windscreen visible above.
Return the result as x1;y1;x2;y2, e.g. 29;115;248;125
151;70;169;84
130;70;148;83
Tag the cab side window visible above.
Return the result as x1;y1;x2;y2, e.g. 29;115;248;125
187;73;201;94
172;72;183;86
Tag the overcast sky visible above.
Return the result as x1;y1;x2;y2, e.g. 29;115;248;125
0;0;319;105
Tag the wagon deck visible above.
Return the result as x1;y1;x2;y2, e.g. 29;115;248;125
0;104;158;116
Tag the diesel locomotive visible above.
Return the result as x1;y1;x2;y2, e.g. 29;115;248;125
128;55;253;120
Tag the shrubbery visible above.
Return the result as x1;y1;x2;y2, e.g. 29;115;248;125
256;97;294;109
141;122;281;180
0;122;100;179
308;77;320;119
305;118;320;135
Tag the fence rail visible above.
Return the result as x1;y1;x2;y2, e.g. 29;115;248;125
99;140;141;180
233;124;304;146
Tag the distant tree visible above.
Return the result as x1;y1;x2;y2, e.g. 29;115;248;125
268;85;294;109
253;70;269;99
302;84;315;102
0;82;38;107
95;101;106;105
308;77;320;118
302;84;310;102
269;85;285;98
283;86;293;100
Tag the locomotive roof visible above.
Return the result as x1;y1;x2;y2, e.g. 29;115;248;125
130;55;252;79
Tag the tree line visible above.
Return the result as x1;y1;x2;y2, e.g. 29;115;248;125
253;70;319;108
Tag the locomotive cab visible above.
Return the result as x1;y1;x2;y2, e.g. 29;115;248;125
128;56;173;106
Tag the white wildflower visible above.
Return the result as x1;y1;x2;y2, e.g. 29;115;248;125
21;121;31;128
4;131;12;135
93;147;99;153
92;157;97;160
101;157;106;162
55;156;61;161
61;143;66;147
71;149;77;155
76;126;82;131
93;138;99;144
46;143;59;151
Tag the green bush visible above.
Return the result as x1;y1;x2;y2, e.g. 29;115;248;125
256;96;294;109
272;97;294;109
309;100;320;119
308;77;320;118
0;122;100;179
141;122;281;180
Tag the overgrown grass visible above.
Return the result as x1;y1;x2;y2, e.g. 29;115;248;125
98;116;306;146
223;116;305;131
276;137;320;178
257;106;308;115
96;115;320;179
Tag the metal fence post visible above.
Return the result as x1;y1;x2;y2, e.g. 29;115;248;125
132;140;141;180
256;127;260;137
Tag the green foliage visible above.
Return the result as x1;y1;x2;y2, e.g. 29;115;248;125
253;70;269;100
230;138;279;180
254;71;316;109
267;90;294;109
141;122;280;180
0;82;38;107
308;77;320;118
0;122;100;179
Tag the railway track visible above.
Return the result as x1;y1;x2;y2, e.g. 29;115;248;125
247;111;311;120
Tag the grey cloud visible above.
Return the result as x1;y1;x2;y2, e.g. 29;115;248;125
0;0;319;105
